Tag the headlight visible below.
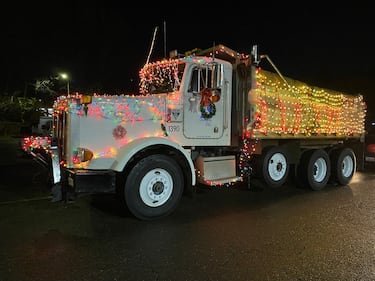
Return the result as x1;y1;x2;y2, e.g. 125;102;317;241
72;147;93;164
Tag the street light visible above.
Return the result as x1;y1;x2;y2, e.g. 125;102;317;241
60;73;70;95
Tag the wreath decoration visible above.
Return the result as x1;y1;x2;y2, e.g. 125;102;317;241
200;102;216;119
200;88;217;119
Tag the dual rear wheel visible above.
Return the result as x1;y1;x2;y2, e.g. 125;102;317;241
296;147;356;190
253;146;356;190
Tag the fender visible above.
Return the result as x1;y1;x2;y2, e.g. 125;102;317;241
110;136;196;186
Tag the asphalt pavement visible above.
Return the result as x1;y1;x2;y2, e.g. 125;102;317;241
0;136;51;202
2;136;375;281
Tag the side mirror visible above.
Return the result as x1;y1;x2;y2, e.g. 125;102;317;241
251;45;260;65
211;63;223;89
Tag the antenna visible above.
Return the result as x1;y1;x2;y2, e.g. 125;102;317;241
212;41;216;61
163;21;167;58
145;26;159;65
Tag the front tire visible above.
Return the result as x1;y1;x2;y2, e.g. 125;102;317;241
123;154;184;220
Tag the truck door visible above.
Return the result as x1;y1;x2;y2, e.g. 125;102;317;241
183;63;225;139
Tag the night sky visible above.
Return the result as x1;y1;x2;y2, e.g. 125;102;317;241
1;2;374;118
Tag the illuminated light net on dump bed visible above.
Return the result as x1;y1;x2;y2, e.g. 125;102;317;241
248;68;366;137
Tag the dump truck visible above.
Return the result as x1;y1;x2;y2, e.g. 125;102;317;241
23;44;367;220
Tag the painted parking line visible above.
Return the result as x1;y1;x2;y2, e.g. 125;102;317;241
0;196;52;205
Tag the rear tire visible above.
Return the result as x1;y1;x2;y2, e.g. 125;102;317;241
330;147;356;186
260;146;289;188
297;149;331;191
123;154;184;220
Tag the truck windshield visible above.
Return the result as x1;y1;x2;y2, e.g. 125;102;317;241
139;59;186;94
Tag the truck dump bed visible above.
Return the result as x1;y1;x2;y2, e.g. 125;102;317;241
249;69;366;139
